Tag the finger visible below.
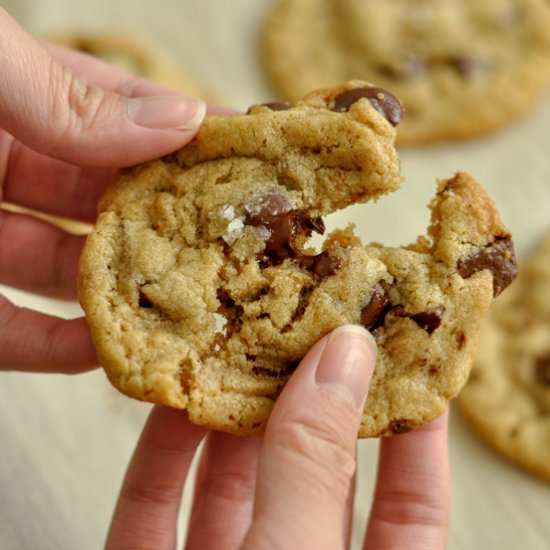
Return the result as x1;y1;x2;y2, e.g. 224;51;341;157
364;410;450;550
105;406;207;550
0;210;84;299
2;137;113;224
242;325;377;550
186;432;262;550
0;294;97;373
0;8;205;168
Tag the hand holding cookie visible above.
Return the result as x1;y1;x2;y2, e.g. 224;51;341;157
106;327;450;549
0;8;206;373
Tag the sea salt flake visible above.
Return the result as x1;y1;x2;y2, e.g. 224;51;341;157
222;217;244;245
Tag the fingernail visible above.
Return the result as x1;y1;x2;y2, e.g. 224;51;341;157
315;325;377;410
127;95;206;131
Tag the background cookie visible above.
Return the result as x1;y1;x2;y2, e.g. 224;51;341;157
459;234;550;482
262;0;550;145
79;81;517;437
51;32;208;98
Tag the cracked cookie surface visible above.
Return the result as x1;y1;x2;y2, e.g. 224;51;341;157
79;81;517;437
262;0;550;145
459;234;550;482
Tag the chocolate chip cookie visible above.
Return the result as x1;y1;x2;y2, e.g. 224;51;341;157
262;0;550;145
79;81;517;437
459;234;550;482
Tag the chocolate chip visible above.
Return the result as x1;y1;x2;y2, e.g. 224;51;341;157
535;355;550;385
391;305;445;335
295;251;341;278
410;305;445;335
360;290;391;330
332;86;403;126
247;101;292;113
379;56;427;80
457;237;518;297
305;216;325;235
389;420;413;435
446;56;481;77
245;195;341;279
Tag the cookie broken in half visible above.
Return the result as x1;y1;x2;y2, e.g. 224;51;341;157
79;81;517;436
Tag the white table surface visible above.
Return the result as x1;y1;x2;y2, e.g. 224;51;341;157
1;1;550;548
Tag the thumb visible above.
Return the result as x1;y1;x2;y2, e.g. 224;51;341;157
242;325;377;550
0;8;205;167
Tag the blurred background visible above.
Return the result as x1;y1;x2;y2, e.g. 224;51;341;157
0;0;549;548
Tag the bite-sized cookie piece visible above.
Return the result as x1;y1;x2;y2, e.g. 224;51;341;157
262;0;550;145
79;81;517;437
51;32;208;98
459;234;550;482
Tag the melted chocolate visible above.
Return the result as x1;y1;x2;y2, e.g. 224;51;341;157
361;292;444;335
246;194;341;279
332;86;403;126
392;305;445;335
457;237;518;297
360;290;391;330
410;305;445;335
